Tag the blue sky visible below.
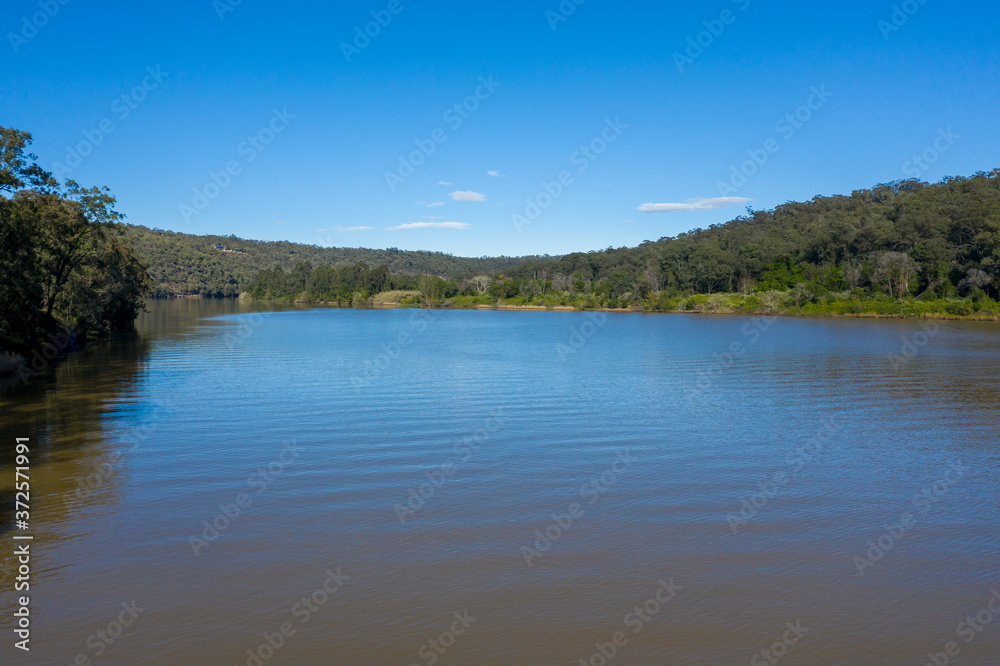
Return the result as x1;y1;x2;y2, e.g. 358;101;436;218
3;0;998;257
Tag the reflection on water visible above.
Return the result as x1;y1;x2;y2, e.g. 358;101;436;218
0;301;274;589
0;302;998;664
0;334;148;534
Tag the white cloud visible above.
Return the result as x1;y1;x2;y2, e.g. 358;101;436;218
487;170;505;178
275;220;290;226
318;226;374;232
388;221;471;230
450;190;486;202
421;215;444;220
624;219;634;224
638;197;752;213
438;181;452;186
426;202;445;207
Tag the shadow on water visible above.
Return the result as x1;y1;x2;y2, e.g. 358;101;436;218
0;300;246;594
0;333;152;534
0;299;293;539
0;300;254;535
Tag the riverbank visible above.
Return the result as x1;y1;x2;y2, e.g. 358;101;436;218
387;303;1000;321
250;291;1000;322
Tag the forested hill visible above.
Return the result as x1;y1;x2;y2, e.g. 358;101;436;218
125;225;543;297
503;170;1000;301
130;170;1000;303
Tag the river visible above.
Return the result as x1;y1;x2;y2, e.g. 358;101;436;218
1;300;998;664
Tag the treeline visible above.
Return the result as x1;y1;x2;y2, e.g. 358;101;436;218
510;171;1000;304
126;225;542;297
0;127;151;369
249;171;1000;318
249;262;401;301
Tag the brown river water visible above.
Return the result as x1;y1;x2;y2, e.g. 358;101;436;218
0;300;998;664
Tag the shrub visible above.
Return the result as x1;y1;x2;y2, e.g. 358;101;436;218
372;290;422;305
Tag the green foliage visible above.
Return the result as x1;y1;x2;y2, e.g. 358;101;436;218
126;226;544;297
501;171;1000;307
759;256;805;290
123;170;1000;319
0;127;151;357
418;275;447;303
247;261;398;302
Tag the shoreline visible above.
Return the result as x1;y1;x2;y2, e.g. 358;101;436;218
4;301;995;380
256;299;1000;322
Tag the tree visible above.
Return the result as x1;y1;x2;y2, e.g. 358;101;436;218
875;251;919;298
843;263;862;290
958;268;993;296
418;274;445;303
28;184;123;317
470;275;492;294
643;265;662;293
0;126;151;358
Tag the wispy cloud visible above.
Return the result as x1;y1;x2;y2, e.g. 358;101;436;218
421;215;444;220
414;201;446;208
438;181;452;186
638;197;752;213
388;221;471;230
275;220;290;226
450;190;486;202
317;226;375;232
487;170;505;178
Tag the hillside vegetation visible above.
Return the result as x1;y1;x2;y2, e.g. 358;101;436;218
248;171;1000;319
125;225;541;297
